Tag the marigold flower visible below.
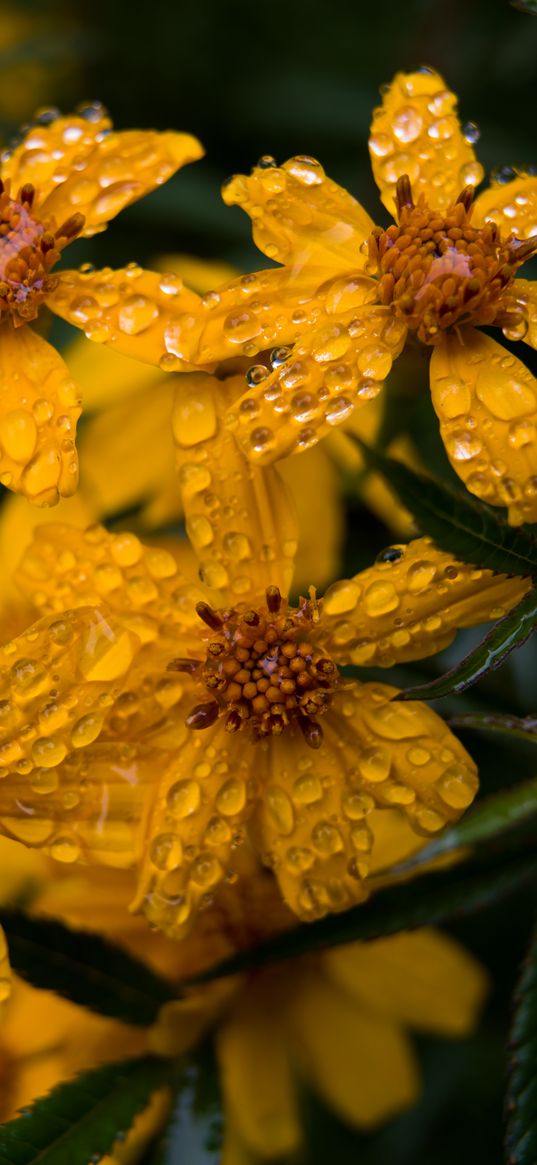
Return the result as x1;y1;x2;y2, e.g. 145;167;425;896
169;68;537;524
0;831;487;1159
0;380;527;935
0;105;202;504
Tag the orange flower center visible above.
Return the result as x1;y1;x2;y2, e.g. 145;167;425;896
173;586;340;747
368;176;536;345
0;180;85;325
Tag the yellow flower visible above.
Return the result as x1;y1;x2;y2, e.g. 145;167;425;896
0;377;527;936
0;106;202;504
168;68;537;525
0;827;486;1161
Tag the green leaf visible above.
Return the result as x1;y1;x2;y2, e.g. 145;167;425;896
396;586;537;700
356;441;537;577
449;712;537;745
0;1055;172;1165
390;776;537;875
0;911;177;1026
506;924;537;1165
184;847;537;984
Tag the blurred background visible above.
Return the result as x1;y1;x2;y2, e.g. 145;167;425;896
1;1;537;1161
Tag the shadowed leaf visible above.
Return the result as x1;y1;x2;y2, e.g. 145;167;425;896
506;924;537;1165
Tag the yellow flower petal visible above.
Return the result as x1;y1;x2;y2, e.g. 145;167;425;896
430;328;537;523
155;253;238;294
323;928;487;1036
279;443;344;593
173;373;298;598
288;967;419;1128
369;68;484;217
4;112;203;237
319;535;528;667
223;306;406;466
163;264;333;365
80;380;177;523
46;267;201;366
326;681;478;835
65;333;165;412
216;981;302;1158
0;925;10;1010
473;174;537;240
0;325;81;504
222;156;375;268
503;277;537;352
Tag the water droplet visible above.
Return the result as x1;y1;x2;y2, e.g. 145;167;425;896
151;833;183;871
322;580;361;616
167;779;201;818
265;785;295;834
293;773;323;804
438;764;476;808
216;778;246;816
462;121;480;144
358;746;391;783
286;155;325;185
392;105;423;143
50;836;80;863
364;580;400;616
311;821;343;855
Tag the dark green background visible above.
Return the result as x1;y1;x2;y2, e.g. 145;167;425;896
2;2;537;1162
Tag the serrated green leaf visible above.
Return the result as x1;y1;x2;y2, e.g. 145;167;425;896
184;847;537;984
390;777;537;875
356;441;537;577
506;924;537;1165
0;1055;172;1165
0;911;177;1026
396;587;537;700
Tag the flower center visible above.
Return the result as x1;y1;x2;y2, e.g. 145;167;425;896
0;180;85;325
368;175;536;345
175;586;340;748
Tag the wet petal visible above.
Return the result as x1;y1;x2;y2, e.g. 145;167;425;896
174;373;298;598
318;535;529;667
369;69;484;217
328;681;478;837
324;928;487;1036
134;726;255;938
217;981;302;1158
222;156;375;268
503;277;537;352
430;328;537;524
0;326;80;504
473;174;537;241
17;521;205;644
163;264;334;366
288;967;419;1128
223;306;406;466
46;267;201;366
279;443;344;593
4;112;203;236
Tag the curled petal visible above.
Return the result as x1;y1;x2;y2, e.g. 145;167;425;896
318;536;529;667
473;174;537;241
173;373;298;598
0;326;80;504
369;69;483;217
17;522;205;642
0;925;10;1007
328;681;478;835
222;157;375;268
46;267;201;366
223;306;406;466
430;329;537;524
4;112;203;236
163;265;335;366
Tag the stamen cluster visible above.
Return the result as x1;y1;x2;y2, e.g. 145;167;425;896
368;176;535;345
0;180;85;324
175;587;340;748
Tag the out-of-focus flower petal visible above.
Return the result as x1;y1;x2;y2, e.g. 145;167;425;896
279;443;344;592
288;967;419;1128
430;328;537;524
65;334;165;412
0;926;10;1011
173;373;298;599
369;68;483;218
216;980;302;1159
323;928;487;1035
222;157;375;268
319;536;528;667
473;175;537;240
223;306;406;466
46;267;201;366
0;326;80;504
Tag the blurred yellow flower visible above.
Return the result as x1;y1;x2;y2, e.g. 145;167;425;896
0;376;527;936
169;68;537;524
0;106;202;504
0;828;487;1162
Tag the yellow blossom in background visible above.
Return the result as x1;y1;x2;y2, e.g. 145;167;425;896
0;377;527;937
165;67;537;524
0;105;203;504
0;824;487;1162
